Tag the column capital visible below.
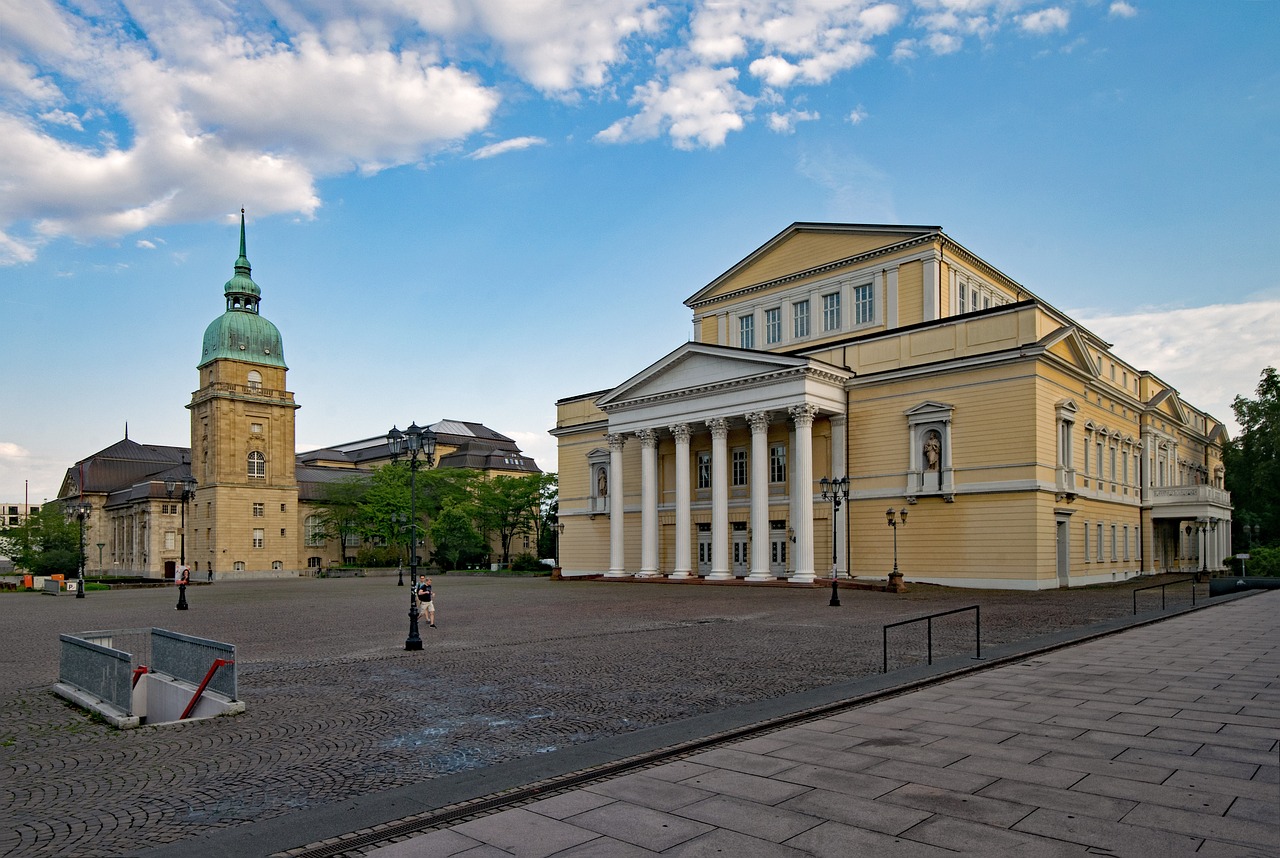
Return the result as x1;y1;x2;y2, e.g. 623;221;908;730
788;403;818;428
668;423;691;443
745;411;770;433
635;428;659;448
606;432;627;452
708;417;729;439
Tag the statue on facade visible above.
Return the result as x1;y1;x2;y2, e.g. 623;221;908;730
597;468;608;497
923;430;942;472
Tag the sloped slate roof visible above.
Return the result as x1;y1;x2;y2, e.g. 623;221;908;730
63;438;191;497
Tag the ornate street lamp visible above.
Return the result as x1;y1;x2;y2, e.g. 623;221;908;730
165;477;198;610
388;422;436;651
390;512;408;585
553;521;565;568
820;476;849;606
74;501;91;599
886;507;908;583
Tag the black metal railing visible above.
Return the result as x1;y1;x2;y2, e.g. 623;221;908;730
1132;577;1197;615
883;605;981;673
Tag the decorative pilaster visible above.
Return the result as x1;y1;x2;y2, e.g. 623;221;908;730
746;411;773;581
669;423;692;578
636;429;659;577
789;404;818;583
606;433;628;577
708;417;732;580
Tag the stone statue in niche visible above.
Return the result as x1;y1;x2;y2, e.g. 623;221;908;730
923;430;942;472
597;468;608;497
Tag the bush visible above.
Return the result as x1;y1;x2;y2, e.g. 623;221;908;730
510;552;553;572
1242;545;1280;577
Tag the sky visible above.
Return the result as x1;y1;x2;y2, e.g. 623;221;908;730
1;0;1277;506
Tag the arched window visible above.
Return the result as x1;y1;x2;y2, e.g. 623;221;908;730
247;370;262;390
233;561;245;571
248;451;266;479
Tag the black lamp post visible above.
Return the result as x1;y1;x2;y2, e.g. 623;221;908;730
165;477;197;610
553;521;565;568
886;507;908;580
96;542;105;571
820;476;849;606
390;512;408;585
74;501;91;599
388;422;436;651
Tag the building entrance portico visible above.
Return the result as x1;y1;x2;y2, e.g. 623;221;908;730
585;342;852;583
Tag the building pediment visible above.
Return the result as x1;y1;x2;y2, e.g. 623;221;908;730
595;342;850;432
1038;326;1099;378
1147;388;1189;425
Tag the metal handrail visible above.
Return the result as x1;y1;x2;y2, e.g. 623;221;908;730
1132;577;1197;615
883;605;981;673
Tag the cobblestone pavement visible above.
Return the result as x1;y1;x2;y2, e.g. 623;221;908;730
0;574;1206;857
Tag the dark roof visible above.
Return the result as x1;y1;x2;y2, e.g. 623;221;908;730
437;441;540;474
60;438;192;500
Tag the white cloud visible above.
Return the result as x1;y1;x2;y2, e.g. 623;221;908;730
136;239;156;249
1020;8;1070;35
1109;2;1138;19
469;136;548;159
597;66;753;149
1075;300;1280;436
768;109;819;133
848;105;869;124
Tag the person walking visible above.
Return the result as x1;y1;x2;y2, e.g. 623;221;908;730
416;576;436;628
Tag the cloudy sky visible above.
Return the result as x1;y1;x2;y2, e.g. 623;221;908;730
1;0;1276;504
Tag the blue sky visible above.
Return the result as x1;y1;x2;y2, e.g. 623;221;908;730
2;0;1277;505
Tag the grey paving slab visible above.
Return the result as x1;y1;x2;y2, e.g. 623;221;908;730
567;802;714;851
662;828;812;857
450;808;602;857
978;777;1137;821
1071;772;1234;814
1120;802;1280;850
879;782;1034;827
673;795;821;842
947;750;1086;788
776;787;931;835
581;773;715;812
673;767;811;805
1011;806;1204;854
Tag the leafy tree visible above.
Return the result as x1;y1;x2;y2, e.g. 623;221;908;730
314;473;371;557
1226;367;1280;549
0;504;84;575
475;473;556;564
429;502;487;570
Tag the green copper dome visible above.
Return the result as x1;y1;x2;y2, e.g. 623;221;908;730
198;211;287;370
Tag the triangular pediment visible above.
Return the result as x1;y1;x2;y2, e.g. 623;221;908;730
1039;326;1100;377
686;222;941;308
1147;388;1189;425
596;343;815;410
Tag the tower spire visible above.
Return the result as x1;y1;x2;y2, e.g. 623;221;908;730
235;207;250;274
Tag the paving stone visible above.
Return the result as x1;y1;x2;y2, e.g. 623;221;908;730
582;773;715;812
896;813;1043;853
770;762;905;799
1071;773;1233;815
783;819;956;856
879;782;1034;827
567;802;713;852
861;758;996;794
662;827;811;857
1012;806;1203;854
675;767;811;805
452;808;601;857
674;795;821;842
977;777;1136;822
1119;802;1280;850
777;787;930;836
947;753;1085;788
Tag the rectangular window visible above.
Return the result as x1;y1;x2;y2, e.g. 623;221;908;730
1096;440;1103;476
1082;433;1090;475
1096;523;1104;562
1123;525;1130;560
769;444;787;483
739;315;755;349
250;422;263;434
958;286;967;314
764;307;782;344
1109;447;1117;482
1084;522;1090;562
1110;525;1117;561
1122;451;1129;485
253;528;265;549
822;292;841;331
793;300;810;338
853;283;874;325
165;531;175;550
971;287;979;310
732;450;748;486
253;503;265;517
280;528;287;538
697;452;711;489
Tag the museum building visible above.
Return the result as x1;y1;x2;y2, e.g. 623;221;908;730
552;223;1232;589
56;216;539;578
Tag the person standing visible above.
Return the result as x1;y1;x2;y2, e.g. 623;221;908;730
416;577;436;628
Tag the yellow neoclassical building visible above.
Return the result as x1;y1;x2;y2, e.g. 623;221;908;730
57;216;539;579
553;223;1231;589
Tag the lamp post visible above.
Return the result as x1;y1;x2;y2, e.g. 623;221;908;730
387;422;436;651
74;501;91;599
820;476;849;606
165;477;197;610
390;512;408;585
554;521;565;568
96;542;105;572
886;507;908;584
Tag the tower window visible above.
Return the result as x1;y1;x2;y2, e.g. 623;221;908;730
247;370;262;390
248;451;266;479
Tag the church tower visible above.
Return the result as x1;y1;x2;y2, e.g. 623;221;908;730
188;211;299;575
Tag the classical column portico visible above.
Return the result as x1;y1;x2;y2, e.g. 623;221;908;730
606;433;628;577
669;423;692;578
708;417;732;580
789;404;818;583
746;411;774;581
636;429;659;577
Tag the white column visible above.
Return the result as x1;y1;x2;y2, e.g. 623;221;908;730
830;414;848;577
708;417;732;580
789;404;817;583
669;423;692;578
637;429;659;577
606;433;628;577
746;411;773;581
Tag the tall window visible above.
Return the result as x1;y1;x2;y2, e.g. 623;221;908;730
739;315;755;349
1096;523;1104;562
164;531;175;550
1110;525;1117;561
697;452;711;489
732;450;748;486
248;451;266;479
247;370;262;390
853;283;874;325
305;515;324;547
253;502;265;517
1084;522;1090;562
253;528;265;549
769;444;787;483
822;292;841;332
764;307;782;344
793;300;810;338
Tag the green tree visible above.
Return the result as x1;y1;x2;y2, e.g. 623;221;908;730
314;473;371;559
475;473;555;565
1226;366;1280;549
0;504;84;575
429;502;487;570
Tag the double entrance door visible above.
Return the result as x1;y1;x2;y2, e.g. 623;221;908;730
697;523;788;577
